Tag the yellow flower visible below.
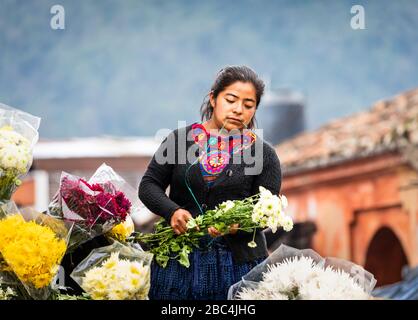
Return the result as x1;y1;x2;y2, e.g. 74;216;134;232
0;125;13;132
108;215;135;242
0;214;67;289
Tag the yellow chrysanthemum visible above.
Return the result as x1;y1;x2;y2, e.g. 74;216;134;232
0;214;67;289
108;215;135;242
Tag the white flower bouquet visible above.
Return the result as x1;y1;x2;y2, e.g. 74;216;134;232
228;244;377;300
0;275;17;300
0;103;40;202
136;186;293;268
70;241;153;300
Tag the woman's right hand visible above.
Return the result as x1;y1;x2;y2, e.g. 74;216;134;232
170;208;193;235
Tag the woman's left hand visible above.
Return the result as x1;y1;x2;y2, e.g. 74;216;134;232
229;223;239;235
208;227;222;237
208;224;240;237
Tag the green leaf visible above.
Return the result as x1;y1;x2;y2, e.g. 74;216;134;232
185;218;195;228
156;254;170;268
214;222;226;232
195;215;203;225
170;242;181;252
214;211;223;219
178;249;190;268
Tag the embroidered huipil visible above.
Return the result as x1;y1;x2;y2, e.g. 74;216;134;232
191;123;256;187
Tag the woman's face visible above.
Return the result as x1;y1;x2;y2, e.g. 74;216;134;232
209;81;257;132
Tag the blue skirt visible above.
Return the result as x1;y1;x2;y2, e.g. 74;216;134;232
149;235;266;300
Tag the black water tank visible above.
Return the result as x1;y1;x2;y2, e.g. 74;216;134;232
256;88;306;145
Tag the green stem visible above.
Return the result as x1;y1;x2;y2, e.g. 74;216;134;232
251;228;256;242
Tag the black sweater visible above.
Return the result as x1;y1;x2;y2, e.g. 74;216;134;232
138;124;282;264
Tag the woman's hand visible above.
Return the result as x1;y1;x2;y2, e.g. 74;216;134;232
208;226;222;238
229;223;239;235
170;209;193;235
208;223;240;237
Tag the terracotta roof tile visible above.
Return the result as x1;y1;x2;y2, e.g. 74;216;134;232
276;88;418;173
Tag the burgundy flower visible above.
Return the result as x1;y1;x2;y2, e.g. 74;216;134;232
57;175;130;228
80;179;105;193
115;192;132;211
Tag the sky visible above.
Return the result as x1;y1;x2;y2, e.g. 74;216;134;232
1;0;417;138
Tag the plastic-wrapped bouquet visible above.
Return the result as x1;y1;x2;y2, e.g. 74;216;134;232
229;245;377;300
0;276;16;300
0;103;40;203
0;201;71;300
48;163;138;252
136;186;293;268
70;241;153;300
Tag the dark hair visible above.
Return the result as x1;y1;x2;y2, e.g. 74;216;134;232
200;65;265;129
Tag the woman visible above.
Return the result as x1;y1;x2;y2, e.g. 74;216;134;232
138;65;282;300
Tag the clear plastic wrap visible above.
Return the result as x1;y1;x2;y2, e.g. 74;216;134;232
70;241;153;300
228;244;377;300
0;103;40;202
48;163;139;252
0;201;72;300
0;271;19;300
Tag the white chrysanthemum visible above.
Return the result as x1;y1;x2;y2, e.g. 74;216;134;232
252;187;293;234
258;186;273;201
237;286;289;300
251;205;264;223
0;126;32;174
302;266;368;300
0;128;31;147
0;144;31;173
82;252;150;300
281;215;294;232
0;138;8;149
235;256;370;300
260;197;280;217
0;146;19;169
280;195;288;209
258;216;268;228
219;200;235;213
0;286;16;300
267;215;279;233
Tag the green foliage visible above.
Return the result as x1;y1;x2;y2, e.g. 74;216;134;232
133;195;260;268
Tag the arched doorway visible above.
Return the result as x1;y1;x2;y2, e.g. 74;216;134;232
364;227;408;286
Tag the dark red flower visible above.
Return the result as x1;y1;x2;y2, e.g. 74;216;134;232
58;175;131;228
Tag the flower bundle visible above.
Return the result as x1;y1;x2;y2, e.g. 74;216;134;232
229;245;377;300
0;285;15;300
0;276;16;300
0;104;40;202
70;242;153;300
135;186;293;268
59;176;130;226
0;202;70;299
48;164;133;251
